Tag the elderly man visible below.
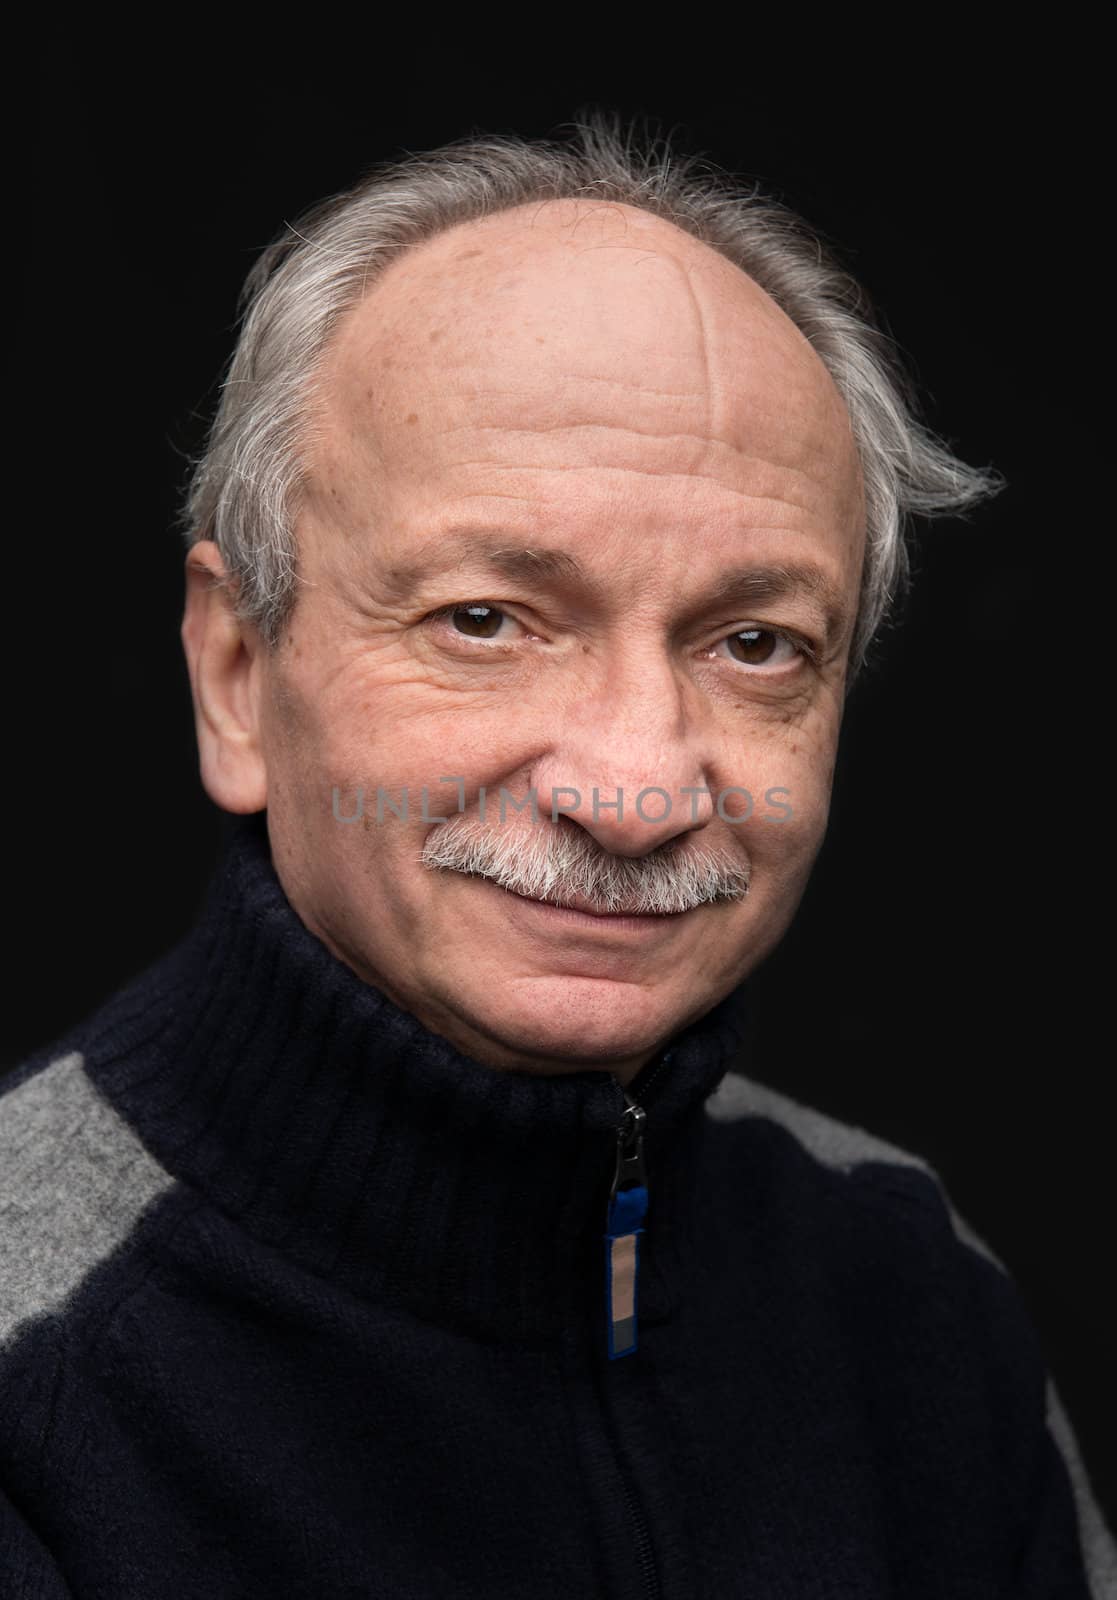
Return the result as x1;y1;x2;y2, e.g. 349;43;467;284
2;114;1113;1597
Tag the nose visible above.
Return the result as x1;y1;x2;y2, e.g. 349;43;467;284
529;648;717;858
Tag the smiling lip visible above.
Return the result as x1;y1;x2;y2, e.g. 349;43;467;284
492;881;690;925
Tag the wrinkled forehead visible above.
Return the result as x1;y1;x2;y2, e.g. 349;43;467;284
314;199;860;473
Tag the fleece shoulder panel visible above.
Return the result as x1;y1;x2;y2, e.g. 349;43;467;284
0;1051;176;1354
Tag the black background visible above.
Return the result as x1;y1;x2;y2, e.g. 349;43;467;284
18;40;1111;1513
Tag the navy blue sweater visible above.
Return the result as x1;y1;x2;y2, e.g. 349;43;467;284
2;812;1113;1597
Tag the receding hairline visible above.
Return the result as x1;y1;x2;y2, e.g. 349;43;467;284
302;189;861;529
315;192;831;385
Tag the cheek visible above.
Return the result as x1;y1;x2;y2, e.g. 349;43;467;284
711;731;837;905
716;724;835;826
312;674;551;813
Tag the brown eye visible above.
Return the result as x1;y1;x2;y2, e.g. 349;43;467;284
714;626;800;669
450;604;505;638
727;628;778;664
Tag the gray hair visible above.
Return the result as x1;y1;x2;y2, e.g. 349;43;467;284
178;108;1004;678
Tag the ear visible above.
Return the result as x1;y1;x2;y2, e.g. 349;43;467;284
181;541;268;814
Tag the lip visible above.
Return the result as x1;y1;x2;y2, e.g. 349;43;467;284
483;878;692;934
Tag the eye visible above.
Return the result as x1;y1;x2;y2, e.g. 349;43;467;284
713;626;801;669
430;602;522;644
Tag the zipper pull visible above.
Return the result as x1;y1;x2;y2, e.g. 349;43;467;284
604;1091;648;1360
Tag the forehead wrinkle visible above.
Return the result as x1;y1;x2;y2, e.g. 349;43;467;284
435;459;837;527
378;354;856;505
439;422;849;506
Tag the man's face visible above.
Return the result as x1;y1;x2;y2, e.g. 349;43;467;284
221;200;865;1082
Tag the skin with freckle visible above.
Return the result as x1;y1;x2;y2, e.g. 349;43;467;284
182;198;866;1085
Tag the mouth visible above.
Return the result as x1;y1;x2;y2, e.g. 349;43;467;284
507;887;683;918
485;879;693;927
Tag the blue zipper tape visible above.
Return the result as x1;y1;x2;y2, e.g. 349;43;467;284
604;1184;648;1359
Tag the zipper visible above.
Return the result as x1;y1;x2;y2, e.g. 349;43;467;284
599;1048;674;1599
602;1048;672;1360
617;1458;660;1600
604;1092;647;1359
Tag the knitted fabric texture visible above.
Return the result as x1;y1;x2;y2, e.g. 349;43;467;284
2;811;1113;1597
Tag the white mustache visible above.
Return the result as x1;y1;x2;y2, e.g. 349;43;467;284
421;816;750;916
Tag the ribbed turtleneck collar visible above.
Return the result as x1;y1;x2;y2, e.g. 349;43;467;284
82;811;752;1349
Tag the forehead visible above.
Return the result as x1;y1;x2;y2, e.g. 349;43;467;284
307;199;864;583
335;198;811;360
325;202;849;427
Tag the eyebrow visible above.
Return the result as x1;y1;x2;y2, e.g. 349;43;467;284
696;563;851;646
380;531;850;647
380;534;587;599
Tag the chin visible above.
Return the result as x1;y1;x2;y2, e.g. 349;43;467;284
457;973;713;1073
